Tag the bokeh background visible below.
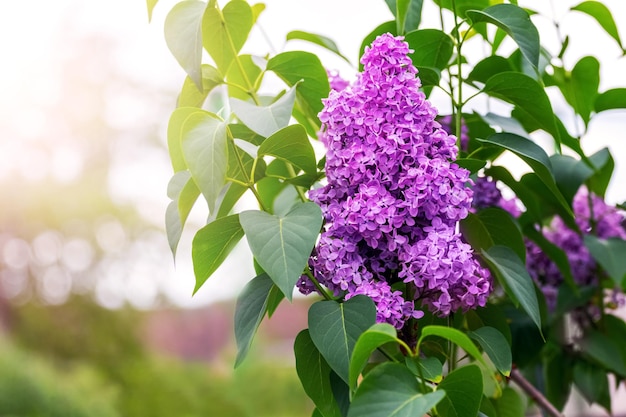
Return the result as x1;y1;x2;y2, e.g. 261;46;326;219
0;0;625;415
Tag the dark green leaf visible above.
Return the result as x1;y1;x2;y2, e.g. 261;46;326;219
180;111;228;213
467;56;514;85
165;0;206;88
359;21;397;71
406;356;443;383
202;0;253;74
471;304;512;345
587;147;614;198
555;285;594;316
230;84;298;138
240;202;322;300
309;296;377;385
580;329;626;377
455;158;486;174
294;330;343;417
416;66;441;87
478;208;525;262
347;363;445;417
192;214;244;293
482;72;560;146
418;325;487;367
178;64;223;108
594;88;626;113
480;396;498;417
234;273;278;367
543;344;573;411
481;245;542;333
349;323;410;390
436;365;483;417
493;387;525;417
519;173;578;232
330;372;350;417
469;327;512;376
467;4;539;69
258;125;317;174
552;57;600;125
395;0;424;33
550;154;593;203
405;29;453;70
267;51;330;119
583;236;626;288
479;112;529;138
572;1;624;51
573;359;611;410
523;225;576;291
286;31;349;62
460;213;494;254
433;0;490;18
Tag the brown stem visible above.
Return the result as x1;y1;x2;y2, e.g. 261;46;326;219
509;369;563;417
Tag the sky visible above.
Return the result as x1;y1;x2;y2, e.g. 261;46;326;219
0;0;626;309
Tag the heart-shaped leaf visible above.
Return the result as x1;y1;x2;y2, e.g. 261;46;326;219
230;85;298;138
258;125;317;174
405;29;454;71
583;236;626;289
571;1;624;52
436;365;483;417
165;1;206;89
468;327;512;376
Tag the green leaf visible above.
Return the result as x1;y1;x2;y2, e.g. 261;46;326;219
178;64;223;108
433;0;490;18
251;3;265;23
359;21;397;71
572;1;624;51
309;296;377;385
202;0;253;74
573;359;611;410
479;112;529;138
230;85;298;138
551;154;593;203
436;365;483;417
404;29;453;70
551;56;600;126
286;31;349;62
468;327;512;376
542;344;573;410
478;133;571;217
234;273;280;367
460;213;494;255
294;330;343;417
240;202;322;300
396;0;425;34
168;107;203;172
347;363;445;417
147;0;159;22
180;111;228;213
467;56;514;85
166;171;201;256
467;4;539;69
349;323;410;390
226;54;263;101
580;329;626;377
587;147;614;198
482;72;560;146
523;225;576;291
583;236;626;288
165;0;206;89
267;51;330;120
455;158;486;174
478;208;525;262
418;326;487;367
595;88;626;113
258;125;317;174
493;387;525;417
192;214;244;293
406;356;443;383
481;246;542;333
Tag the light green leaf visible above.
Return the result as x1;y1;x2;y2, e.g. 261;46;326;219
455;158;486;174
595;88;626;113
583;236;626;289
165;0;206;89
192;214;244;293
230;85;298;138
251;3;265;23
166;171;201;256
405;29;453;71
240;202;322;300
178;64;223;108
294;330;343;417
468;327;512;376
467;4;539;69
481;245;542;333
436;365;483;417
226;54;263;101
572;1;624;51
309;296;377;385
418;326;487;367
202;0;253;74
552;56;600;126
349;323;410;390
258;125;317;174
286;31;349;62
348;363;445;417
234;273;282;367
168;107;204;172
147;0;159;22
180;111;228;213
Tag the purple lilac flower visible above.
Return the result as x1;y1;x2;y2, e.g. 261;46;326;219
439;115;469;152
299;34;492;328
527;187;626;310
471;176;521;216
327;69;349;92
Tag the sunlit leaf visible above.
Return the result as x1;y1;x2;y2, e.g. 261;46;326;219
572;1;624;51
286;31;350;62
178;64;223;108
226;54;263;101
166;171;201;256
147;0;159;22
418;326;487;367
258;125;317;174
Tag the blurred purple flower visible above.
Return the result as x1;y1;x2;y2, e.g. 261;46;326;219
439;115;469;152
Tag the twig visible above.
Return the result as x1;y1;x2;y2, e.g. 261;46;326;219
510;368;563;417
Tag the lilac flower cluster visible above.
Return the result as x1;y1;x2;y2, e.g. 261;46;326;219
527;187;626;309
299;34;492;328
327;69;349;92
439;115;469;151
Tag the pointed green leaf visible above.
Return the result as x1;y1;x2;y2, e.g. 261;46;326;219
178;64;223;108
267;51;330;120
240;202;322;300
202;0;253;74
180;111;228;212
455;158;486;174
349;323;410;390
550;154;594;203
405;29;453;70
481;245;542;332
294;330;343;417
418;326;487;367
309;296;377;385
552;56;600;126
573;359;611;410
482;72;560;146
147;0;159;22
595;88;626;113
396;0;424;34
433;0;490;18
165;0;206;89
437;365;483;417
572;1;624;51
583;236;626;288
468;56;514;85
406;356;443;383
235;273;282;367
192;214;244;293
468;327;512;376
580;329;626;377
166;171;201;256
467;4;539;68
251;3;265;23
168;107;205;172
460;212;494;255
258;125;317;174
230;85;298;138
479;112;529;138
587;147;615;198
478;208;525;262
348;362;445;417
286;31;349;62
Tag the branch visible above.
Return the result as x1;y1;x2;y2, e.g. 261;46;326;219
510;368;563;417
